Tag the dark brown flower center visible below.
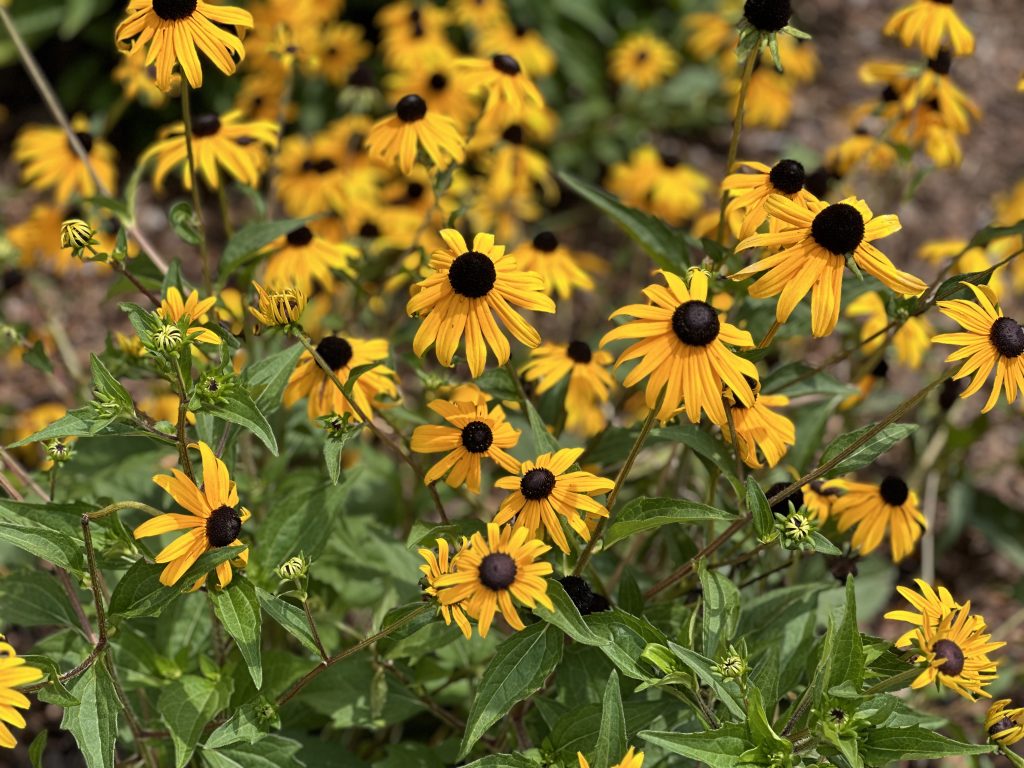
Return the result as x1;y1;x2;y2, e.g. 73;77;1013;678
192;114;221;137
769;159;806;195
286;226;313;246
396;94;427;122
460;421;493;453
152;0;197;21
492;54;521;75
302;158;337;174
871;359;889;378
532;232;558;252
559;575;595;614
406;182;425;200
479;552;517;590
928;48;953;74
990;718;1016;737
448;250;496;298
743;0;791;31
811;203;865;256
932;638;965;676
429;73;448;91
316;336;353;371
206;505;241;547
359;222;380;238
502;125;524;144
521;468;556;500
879;476;909;506
567;340;592;363
938;376;966;410
72;132;94;153
671;301;720;347
767;482;804;517
990;317;1024;358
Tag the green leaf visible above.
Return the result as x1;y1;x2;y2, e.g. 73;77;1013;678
603;497;738;549
459;623;564;758
200;735;304;768
160;674;233;768
809;531;842;555
762;363;859;397
699;560;740;660
819;423;918;478
243;344;303;413
61;662;119;768
209;577;263;688
7;406;115;447
966;218;1024;250
23;340;53;374
641;724;750;767
323;421;363;485
204;696;279;749
108;559;181;619
169;201;202;246
588;610;668;681
0;521;84;573
746;687;788;753
219;218;308;278
90;354;133;412
534;580;606;646
525;398;560;453
828;576;865;692
745;478;775;542
473;367;520;401
201;386;278;455
592;671;627;768
22;655;79;707
560;172;692;273
255;588;321;656
462;756;541;768
0;570;82;629
860;726;994;763
668;643;745;718
28;730;47;768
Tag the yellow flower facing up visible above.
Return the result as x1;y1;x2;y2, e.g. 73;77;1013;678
578;747;645;768
493;448;614;553
249;282;306;328
608;32;679;91
730;69;795;129
261;225;358;295
933;282;1024;412
115;0;254;91
521;340;615;437
434;523;553;638
733;195;927;337
831;476;926;563
411;400;521;493
158;287;221;345
0;637;44;749
365;94;466;176
419;538;472;639
407;230;556;378
601;269;757;424
722;159;818;240
986;699;1024;746
458;54;545;129
385;61;478;129
883;0;974;59
284;335;397;423
510;231;602;300
13;119;118;205
846;291;933;370
135;441;251;589
722;384;795;469
885;578;972;648
908;602;1004;701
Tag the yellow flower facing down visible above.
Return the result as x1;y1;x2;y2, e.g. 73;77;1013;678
832;476;925;562
13;120;117;205
135;441;251;589
604;146;710;226
419;538;472;639
458;54;545;129
608;32;679;91
261;225;358;295
846;291;933;370
601;269;757;424
510;231;603;300
521;340;615;437
475;21;557;79
722;159;818;240
0;638;44;749
411;399;521;493
909;602;1004;701
365;95;466;176
986;699;1024;746
115;0;254;91
249;282;306;328
158;287;221;345
578;747;645;768
883;0;974;59
827;132;899;177
407;230;556;378
885;578;972;648
385;61;478;129
733;195;926;337
933;282;1024;412
434;523;553;638
802;479;846;523
493;448;614;553
722;385;795;469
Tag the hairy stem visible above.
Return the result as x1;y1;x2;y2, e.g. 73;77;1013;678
180;83;212;293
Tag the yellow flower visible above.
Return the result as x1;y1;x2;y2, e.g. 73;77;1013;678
682;11;736;63
846;291;933;369
578;747;645;768
458;54;545;129
419;538;473;639
434;523;553;638
135;441;251;589
0;637;44;749
59;219;94;250
13;118;117;205
986;699;1024;746
319;22;374;87
918;239;1005;299
493;448;614;553
722;386;795;469
509;232;603;300
115;0;253;91
157;287;221;345
261;225;358;295
411;399;521;493
608;32;679;90
831;476;926;562
604;146;710;225
385;61;478;129
376;1;457;69
801;479;846;523
365;94;466;176
475;20;557;79
731;70;794;129
600;269;757;424
909;602;1003;701
826;132;899;176
883;0;974;58
721;159;818;239
520;340;615;437
885;578;971;647
249;282;306;328
733;195;926;337
113;45;175;107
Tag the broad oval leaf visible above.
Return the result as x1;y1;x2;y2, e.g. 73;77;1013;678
209;577;263;688
604;497;738;549
819;422;918;478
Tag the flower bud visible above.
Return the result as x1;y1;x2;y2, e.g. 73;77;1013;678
60;219;94;250
249;282;306;329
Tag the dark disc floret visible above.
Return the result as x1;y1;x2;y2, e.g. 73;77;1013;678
492;54;521;75
502;125;524;144
990;718;1016;737
72;132;94;153
881;85;900;102
316;336;353;371
879;476;909;507
448;250;497;298
558;575;594;614
671;301;720;347
406;182;425;200
152;0;197;21
360;222;380;238
532;231;558;252
768;159;806;195
461;421;493;453
349;64;374;87
429;72;448;91
932;638;965;676
206;505;242;547
928;48;953;75
938;376;966;410
743;0;791;31
767;482;804;518
479;552;517;589
520;468;556;500
396;94;427;122
804;166;834;199
192;113;221;137
989;316;1024;358
303;158;337;174
811;203;866;256
872;359;889;379
286;226;314;246
566;340;593;364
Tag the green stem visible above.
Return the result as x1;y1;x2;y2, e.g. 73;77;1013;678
174;361;195;480
180;83;212;294
303;599;329;662
217;183;235;238
862;665;922;695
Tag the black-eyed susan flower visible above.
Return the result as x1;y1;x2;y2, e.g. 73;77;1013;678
934;282;1024;412
919;240;1006;299
722;159;818;239
509;232;603;301
608;32;679;91
846;291;933;369
376;1;457;69
493;448;614;553
411;399;521;493
721;381;795;468
143;111;279;192
0;637;43;749
909;603;1003;700
475;21;557;79
319;22;374;87
273;132;353;217
249;282;306;328
450;0;508;30
884;0;974;59
113;45;174;107
742;0;792;33
601;270;757;424
578;747;644;768
115;0;253;91
458;54;545;128
802;479;846;523
733;195;926;337
13;119;117;204
419;538;472;639
604;147;711;226
986;700;1024;746
885;578;970;647
682;11;736;63
731;68;795;129
365;95;466;176
385;61;477;129
827;131;899;176
135;441;250;589
284;335;397;422
831;476;926;562
520;340;615;437
407;229;556;378
158;287;220;345
261;225;358;295
434;522;553;638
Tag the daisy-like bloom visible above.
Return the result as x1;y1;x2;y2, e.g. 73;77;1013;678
885;578;970;647
261;225;358;295
475;21;557;79
721;381;795;469
884;0;974;59
682;11;736;63
283;335;397;423
722;159;817;239
376;1;457;69
578;747;644;768
831;476;926;562
434;523;553;638
319;22;374;87
273;132;351;217
418;538;472;639
731;69;795;129
902;50;980;134
608;32;679;91
801;479;845;523
249;282;306;328
458;54;545;128
846;291;933;369
827;131;898;176
908;602;1004;700
733;195;927;337
385;62;478;129
407;229;556;378
986;700;1024;746
113;45;173;108
605;146;710;226
13;119;117;204
450;0;508;30
493;448;614;553
509;232;601;300
365;94;466;176
115;0;253;91
520;340;615;437
934;282;1024;412
142;111;278;192
0;637;43;749
411;399;521;493
158;287;221;345
135;441;251;589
